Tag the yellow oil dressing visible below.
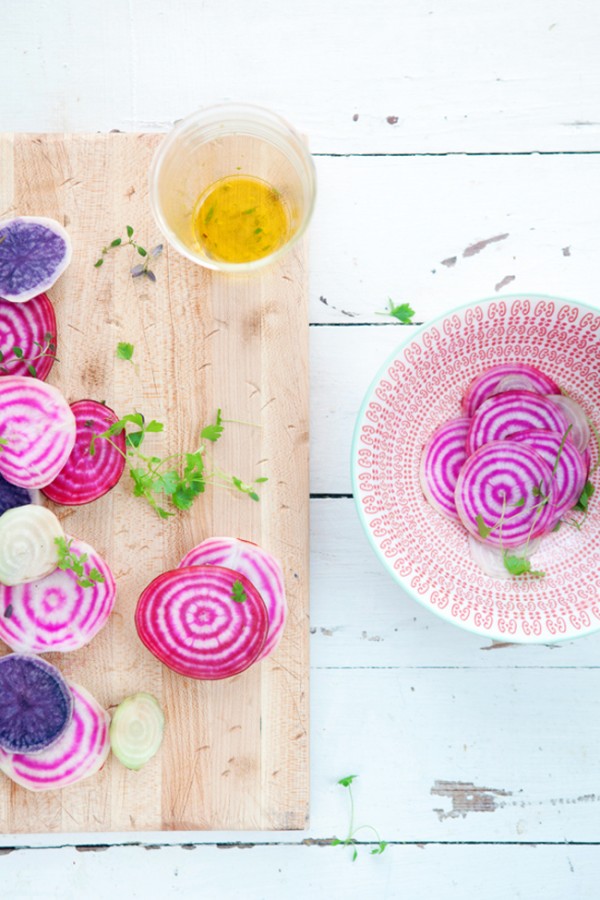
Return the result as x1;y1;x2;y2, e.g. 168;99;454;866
192;175;290;264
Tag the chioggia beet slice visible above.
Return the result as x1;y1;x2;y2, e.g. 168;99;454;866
42;400;126;505
455;440;555;548
179;537;287;660
0;217;72;304
0;654;73;753
0;292;57;380
135;565;269;680
462;363;561;417
0;536;115;652
466;390;569;455
419;417;470;522
0;682;110;791
0;376;76;488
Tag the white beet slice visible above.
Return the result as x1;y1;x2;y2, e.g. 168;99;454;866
0;505;64;586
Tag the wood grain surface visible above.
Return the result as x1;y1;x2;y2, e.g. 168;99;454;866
0;133;309;832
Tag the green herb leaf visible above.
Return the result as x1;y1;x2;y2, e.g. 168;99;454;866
503;552;545;578
126;431;145;449
476;514;493;539
126;225;134;238
232;580;247;603
512;497;526;508
137;245;148;257
338;775;358;788
386;299;415;324
116;342;135;361
201;408;224;443
12;346;23;359
110;237;122;247
54;537;106;589
94;258;104;268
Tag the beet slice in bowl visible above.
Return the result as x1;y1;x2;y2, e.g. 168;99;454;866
135;565;269;680
462;362;561;417
0;654;73;753
0;292;57;380
455;439;555;548
466;389;569;455
419;416;470;522
42;400;126;505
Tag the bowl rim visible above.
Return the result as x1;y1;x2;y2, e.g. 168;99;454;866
351;291;600;644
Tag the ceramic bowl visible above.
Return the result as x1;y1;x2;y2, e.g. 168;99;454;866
352;294;600;643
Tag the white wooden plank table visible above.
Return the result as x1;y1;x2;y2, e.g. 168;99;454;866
2;1;600;896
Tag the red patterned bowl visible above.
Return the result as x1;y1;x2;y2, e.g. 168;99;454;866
352;295;600;643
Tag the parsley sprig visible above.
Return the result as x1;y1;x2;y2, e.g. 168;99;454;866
232;580;247;603
54;537;106;589
0;332;57;378
90;409;266;518
377;299;415;324
331;775;388;862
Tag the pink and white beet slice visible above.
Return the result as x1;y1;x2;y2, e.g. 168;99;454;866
179;537;287;660
42;400;126;505
0;376;76;488
0;683;110;792
135;564;269;680
0;536;115;653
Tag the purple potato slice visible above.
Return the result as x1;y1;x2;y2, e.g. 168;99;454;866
0;654;73;753
0;473;36;517
0;217;72;304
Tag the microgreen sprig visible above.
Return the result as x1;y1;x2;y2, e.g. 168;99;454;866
54;537;106;589
89;409;266;519
331;775;388;862
95;226;162;282
0;333;57;378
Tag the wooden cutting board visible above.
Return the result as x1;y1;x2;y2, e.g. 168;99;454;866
0;133;309;832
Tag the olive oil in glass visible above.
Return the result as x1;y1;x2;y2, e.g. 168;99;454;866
192;175;291;264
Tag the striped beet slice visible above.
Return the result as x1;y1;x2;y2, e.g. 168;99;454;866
463;363;561;417
466;390;569;456
509;429;589;522
42;400;126;505
179;537;286;660
135;565;269;680
455;440;555;548
0;292;57;380
419;417;470;521
0;376;76;489
0;537;115;653
0;683;110;791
